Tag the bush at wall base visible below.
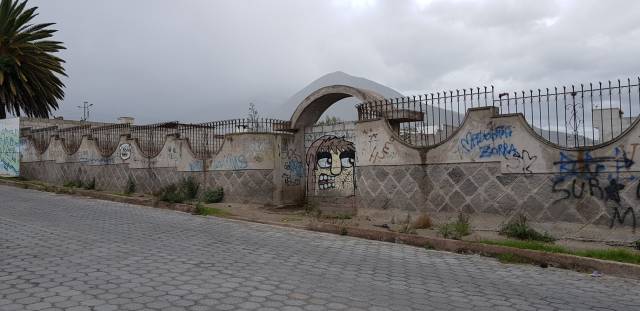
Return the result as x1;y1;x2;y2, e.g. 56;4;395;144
203;187;224;203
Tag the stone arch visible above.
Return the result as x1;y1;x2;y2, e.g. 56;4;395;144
289;85;385;130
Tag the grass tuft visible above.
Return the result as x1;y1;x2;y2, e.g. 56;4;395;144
496;253;533;264
194;203;231;217
500;214;555;242
574;249;640;265
482;239;640;265
438;212;471;240
482;239;566;253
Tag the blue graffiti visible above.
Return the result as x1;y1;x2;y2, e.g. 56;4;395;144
284;159;303;177
460;125;513;153
213;154;248;170
554;149;635;183
188;160;203;171
479;143;520;158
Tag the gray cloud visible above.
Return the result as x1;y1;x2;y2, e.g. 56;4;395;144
28;0;640;123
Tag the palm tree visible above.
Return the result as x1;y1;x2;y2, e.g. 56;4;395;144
0;0;66;119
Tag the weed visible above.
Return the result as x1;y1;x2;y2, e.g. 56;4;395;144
326;214;352;220
83;178;96;190
125;176;136;195
194;202;232;217
500;214;555;242
63;180;82;188
482;240;566;253
180;176;199;200
634;240;640;251
156;177;201;203
438;212;472;240
481;239;640;265
158;184;184;203
398;223;417;234
412;213;432;229
304;201;322;218
574;249;640;265
203;187;224;203
496;253;532;264
339;227;348;235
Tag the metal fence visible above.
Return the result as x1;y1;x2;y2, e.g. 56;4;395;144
20;118;289;158
57;125;92;154
90;124;130;156
356;77;640;149
29;126;58;154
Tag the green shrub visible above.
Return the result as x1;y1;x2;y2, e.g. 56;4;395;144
156;177;202;203
633;240;640;251
63;179;82;188
500;214;555;242
83;178;96;190
438;212;472;240
203;187;224;203
124;177;136;195
158;184;185;203
180;176;200;200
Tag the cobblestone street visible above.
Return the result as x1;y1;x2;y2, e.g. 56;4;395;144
1;185;639;311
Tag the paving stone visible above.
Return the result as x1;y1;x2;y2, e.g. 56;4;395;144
1;185;639;311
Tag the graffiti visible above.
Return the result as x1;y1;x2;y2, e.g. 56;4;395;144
552;150;638;230
506;150;538;174
213;154;248;170
188;160;203;171
306;135;355;193
247;141;268;163
119;143;132;160
283;158;303;186
459;124;520;159
0;118;20;176
167;145;179;161
369;136;397;164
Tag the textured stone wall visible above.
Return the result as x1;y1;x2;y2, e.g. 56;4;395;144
19;132;284;205
356;163;639;229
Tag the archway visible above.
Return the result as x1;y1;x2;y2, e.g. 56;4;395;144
289;85;384;130
288;85;384;212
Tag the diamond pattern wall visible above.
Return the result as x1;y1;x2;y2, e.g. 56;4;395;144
357;163;638;228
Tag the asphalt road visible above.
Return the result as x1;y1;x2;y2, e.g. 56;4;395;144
1;185;639;311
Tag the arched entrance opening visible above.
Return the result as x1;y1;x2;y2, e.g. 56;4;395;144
288;85;384;211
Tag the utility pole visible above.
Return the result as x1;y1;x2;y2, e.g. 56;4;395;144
77;101;94;121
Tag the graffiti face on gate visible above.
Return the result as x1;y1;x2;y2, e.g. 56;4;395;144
306;136;355;193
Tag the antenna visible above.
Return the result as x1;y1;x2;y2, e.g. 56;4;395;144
77;101;94;121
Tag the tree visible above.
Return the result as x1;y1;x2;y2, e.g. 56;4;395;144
246;102;261;131
0;0;66;119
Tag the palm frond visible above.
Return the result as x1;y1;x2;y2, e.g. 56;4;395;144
0;0;66;119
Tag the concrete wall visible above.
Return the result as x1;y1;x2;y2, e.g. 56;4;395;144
20;131;296;206
16;106;640;241
355;107;640;241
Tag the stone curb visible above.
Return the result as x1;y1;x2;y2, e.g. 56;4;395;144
2;178;639;280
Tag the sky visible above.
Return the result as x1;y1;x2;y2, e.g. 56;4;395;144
25;0;640;123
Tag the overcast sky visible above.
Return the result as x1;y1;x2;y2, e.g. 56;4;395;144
28;0;640;123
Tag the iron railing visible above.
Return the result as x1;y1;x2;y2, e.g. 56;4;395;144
357;77;640;149
29;126;58;154
90;124;130;156
57;125;92;154
20;118;289;158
